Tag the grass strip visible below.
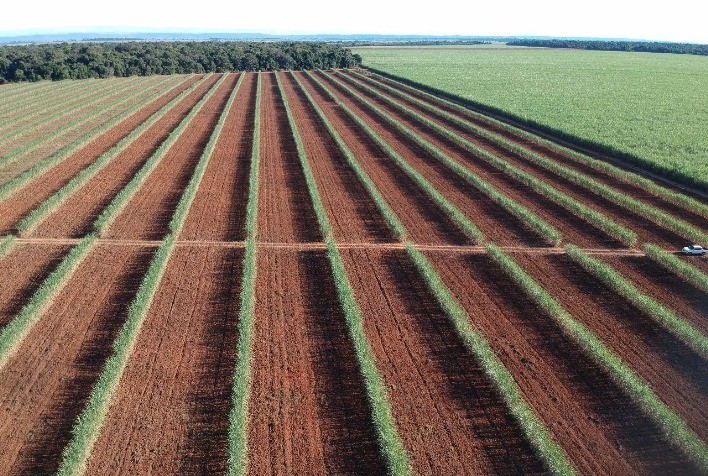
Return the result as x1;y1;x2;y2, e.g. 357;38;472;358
406;242;575;475
92;74;224;236
357;71;708;218
643;244;708;293
0;80;86;121
0;235;15;259
565;245;708;358
335;71;636;246
226;73;261;476
488;242;708;469
277;71;412;474
0;233;96;370
15;76;205;235
306;71;483;244
0;77;165;168
290;72;406;240
0;74;194;202
332;72;561;246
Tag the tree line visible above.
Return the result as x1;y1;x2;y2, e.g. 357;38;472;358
507;39;708;56
0;41;362;83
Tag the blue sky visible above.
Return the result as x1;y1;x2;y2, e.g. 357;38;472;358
1;0;706;43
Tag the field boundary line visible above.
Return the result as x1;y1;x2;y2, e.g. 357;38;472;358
226;72;261;476
565;244;708;358
331;71;562;246
352;70;708;218
488;243;708;468
643;244;708;293
0;74;193;203
330;71;636;246
277;71;413;474
92;74;224;236
306;71;484;244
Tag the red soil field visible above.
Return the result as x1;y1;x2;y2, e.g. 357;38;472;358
359;71;708;231
343;248;546;474
298;72;470;246
179;73;255;241
104;73;236;240
248;249;385;474
84;246;242;474
30;75;214;238
0;245;154;475
427;251;701;474
256;73;321;243
0;76;196;236
0;244;69;328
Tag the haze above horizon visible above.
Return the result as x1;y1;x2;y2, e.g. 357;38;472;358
1;0;706;44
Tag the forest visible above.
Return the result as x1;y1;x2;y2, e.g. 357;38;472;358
507;39;708;56
0;41;362;82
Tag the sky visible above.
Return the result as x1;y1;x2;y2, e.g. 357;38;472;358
1;0;707;43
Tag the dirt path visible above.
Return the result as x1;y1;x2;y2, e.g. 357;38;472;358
428;251;702;474
0;245;154;475
84;246;242;474
248;249;385;474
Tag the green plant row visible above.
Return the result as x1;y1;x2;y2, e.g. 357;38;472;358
277;71;412;474
92;74;224;236
169;74;244;235
0;235;15;259
333;72;636;246
331;72;561;246
56;233;176;476
0;233;96;370
306;71;484;244
0;74;195;203
0;78;85;119
15;76;204;235
289;72;407;240
643;244;708;293
565;245;708;358
355;71;708;218
0;76;168;168
226;73;261;476
487;243;708;468
295;71;575;475
0;76;140;144
406;242;575;475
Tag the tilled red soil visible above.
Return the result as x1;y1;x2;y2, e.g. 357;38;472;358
360;71;708;231
0;245;154;475
256;73;322;243
298;72;470;246
248;249;385;474
84;246;242;474
105;74;236;240
428;251;702;474
179;73;255;241
343;248;546;474
30;75;216;239
0;244;69;328
0;76;196;236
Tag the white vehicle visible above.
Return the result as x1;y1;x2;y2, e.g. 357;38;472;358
682;244;706;255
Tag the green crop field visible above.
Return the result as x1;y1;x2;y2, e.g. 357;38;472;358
354;45;708;188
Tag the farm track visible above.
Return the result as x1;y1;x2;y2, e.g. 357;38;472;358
83;246;242;474
179;73;255;241
248;249;385;474
29;75;210;238
104;74;235;240
515;253;708;439
428;251;702;474
342;72;699;247
256;73;321;243
0;75;198;236
359;71;708;228
343;248;546;474
0;245;154;475
298;72;470;245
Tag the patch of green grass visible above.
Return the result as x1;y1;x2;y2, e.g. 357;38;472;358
355;46;708;189
643;244;708;293
0;235;15;259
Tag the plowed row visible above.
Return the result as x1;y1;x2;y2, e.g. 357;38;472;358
0;70;705;475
